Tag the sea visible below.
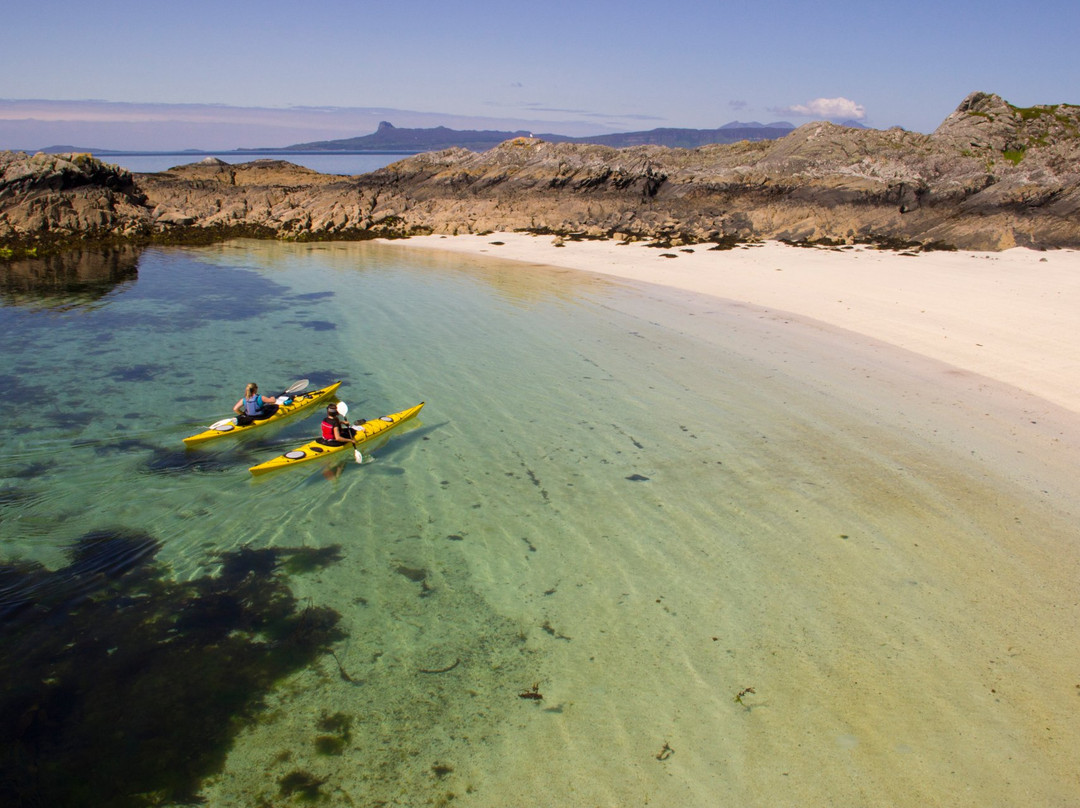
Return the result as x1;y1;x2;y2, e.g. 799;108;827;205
1;239;1079;807
93;151;412;175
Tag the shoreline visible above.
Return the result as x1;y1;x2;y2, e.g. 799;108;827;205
388;232;1080;418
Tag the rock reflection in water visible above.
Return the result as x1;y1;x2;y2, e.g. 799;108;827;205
0;247;140;309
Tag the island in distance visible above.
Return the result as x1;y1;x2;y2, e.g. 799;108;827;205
275;119;802;153
29;119;804;157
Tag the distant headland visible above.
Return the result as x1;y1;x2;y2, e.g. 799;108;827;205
277;119;803;152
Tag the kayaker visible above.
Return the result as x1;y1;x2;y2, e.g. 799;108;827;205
321;404;361;446
233;382;278;423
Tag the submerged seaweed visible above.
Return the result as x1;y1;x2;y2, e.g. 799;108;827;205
142;447;234;475
0;531;344;808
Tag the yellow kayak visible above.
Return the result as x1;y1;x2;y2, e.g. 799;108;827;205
249;402;425;475
183;381;342;445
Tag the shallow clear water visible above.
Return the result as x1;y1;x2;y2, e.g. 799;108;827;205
2;240;1079;806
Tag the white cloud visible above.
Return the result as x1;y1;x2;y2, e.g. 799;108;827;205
781;97;866;121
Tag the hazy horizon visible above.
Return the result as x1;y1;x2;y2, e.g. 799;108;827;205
3;98;822;153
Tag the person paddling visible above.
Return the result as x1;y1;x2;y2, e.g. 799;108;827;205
233;382;278;423
321;404;361;446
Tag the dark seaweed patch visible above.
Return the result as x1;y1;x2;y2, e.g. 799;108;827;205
0;533;344;808
8;461;55;480
290;291;335;302
0;486;33;508
296;320;337;332
279;770;328;801
91;437;156;456
0;559;49;622
0;374;38;409
65;529;159;579
59;411;96;429
315;734;347;755
314;710;352;755
108;363;165;382
143;448;234;474
281;545;343;575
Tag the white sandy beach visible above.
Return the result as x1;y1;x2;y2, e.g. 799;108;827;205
394;233;1080;419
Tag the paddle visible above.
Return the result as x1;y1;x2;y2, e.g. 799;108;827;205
279;378;310;400
207;378;310;431
337;401;364;464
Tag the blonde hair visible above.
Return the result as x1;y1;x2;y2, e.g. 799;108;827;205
245;383;258;396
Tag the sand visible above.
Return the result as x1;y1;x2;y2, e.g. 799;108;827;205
390;233;1080;419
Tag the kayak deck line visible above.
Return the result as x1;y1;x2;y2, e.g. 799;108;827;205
248;401;425;475
182;381;343;445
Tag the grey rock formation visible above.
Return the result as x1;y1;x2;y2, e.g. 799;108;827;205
0;152;151;247
2;92;1079;255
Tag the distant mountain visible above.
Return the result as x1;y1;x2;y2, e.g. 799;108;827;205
278;122;534;153
278;119;798;153
719;120;794;130
32;145;116;154
562;122;796;149
30;145;204;155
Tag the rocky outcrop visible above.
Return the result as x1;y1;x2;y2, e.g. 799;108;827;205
0;152;153;250
346;96;1080;250
2;92;1079;255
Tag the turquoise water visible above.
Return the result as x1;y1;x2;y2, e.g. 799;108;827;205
2;240;1079;806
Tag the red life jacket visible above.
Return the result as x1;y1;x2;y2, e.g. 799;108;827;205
321;418;336;441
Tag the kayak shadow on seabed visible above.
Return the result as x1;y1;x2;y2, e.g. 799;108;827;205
351;421;443;477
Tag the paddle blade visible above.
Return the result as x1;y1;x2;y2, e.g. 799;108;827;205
354;449;363;464
336;401;349;417
209;418;237;431
283;378;310;395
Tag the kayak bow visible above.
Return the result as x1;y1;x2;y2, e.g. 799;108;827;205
183;381;342;445
248;402;425;475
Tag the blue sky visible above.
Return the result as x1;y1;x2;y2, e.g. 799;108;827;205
3;0;1078;150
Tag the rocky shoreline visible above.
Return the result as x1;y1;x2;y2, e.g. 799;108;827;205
2;92;1078;259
